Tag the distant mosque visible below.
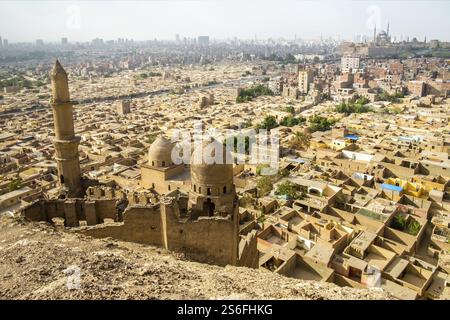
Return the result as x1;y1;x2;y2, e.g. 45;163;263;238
373;22;392;46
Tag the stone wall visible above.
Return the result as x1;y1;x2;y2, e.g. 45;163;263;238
161;200;238;266
21;198;117;227
23;193;258;268
78;204;163;245
75;197;257;267
237;230;259;268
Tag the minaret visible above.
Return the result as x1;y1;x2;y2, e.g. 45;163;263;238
50;60;81;198
373;24;377;44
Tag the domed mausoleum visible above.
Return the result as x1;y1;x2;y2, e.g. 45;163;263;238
141;136;185;194
189;138;236;217
148;136;175;168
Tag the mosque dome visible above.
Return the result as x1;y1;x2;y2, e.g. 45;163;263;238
190;138;233;194
148;136;175;167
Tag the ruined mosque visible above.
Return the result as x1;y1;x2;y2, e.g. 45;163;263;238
21;61;259;268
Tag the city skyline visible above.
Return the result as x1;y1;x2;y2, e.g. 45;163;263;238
1;0;450;43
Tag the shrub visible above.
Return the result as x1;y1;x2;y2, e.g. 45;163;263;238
391;214;407;231
236;85;273;103
309;116;337;132
377;91;404;103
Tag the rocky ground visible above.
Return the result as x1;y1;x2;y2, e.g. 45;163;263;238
0;216;390;300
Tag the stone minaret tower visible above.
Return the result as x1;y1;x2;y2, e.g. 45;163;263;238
50;60;81;198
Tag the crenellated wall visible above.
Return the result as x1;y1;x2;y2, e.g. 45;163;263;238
21;198;117;227
21;194;258;268
86;186;158;205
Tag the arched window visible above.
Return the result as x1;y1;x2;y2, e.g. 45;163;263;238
162;161;166;166
223;186;227;194
60;175;64;183
168;185;171;191
194;185;197;192
207;188;211;195
152;161;155;166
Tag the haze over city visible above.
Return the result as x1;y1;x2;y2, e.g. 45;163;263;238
1;0;450;42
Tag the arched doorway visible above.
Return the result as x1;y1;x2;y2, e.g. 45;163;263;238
204;198;215;217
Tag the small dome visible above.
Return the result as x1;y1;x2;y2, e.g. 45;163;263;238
148;136;174;167
190;138;233;186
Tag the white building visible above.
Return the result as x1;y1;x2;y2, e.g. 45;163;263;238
341;55;360;73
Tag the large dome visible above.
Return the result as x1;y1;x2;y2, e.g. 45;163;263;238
148;136;175;167
190;138;233;186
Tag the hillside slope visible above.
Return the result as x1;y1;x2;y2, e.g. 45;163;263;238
0;216;389;300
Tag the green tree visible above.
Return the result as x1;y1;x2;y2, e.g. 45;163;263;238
280;116;306;127
406;219;421;236
224;136;250;154
309;116;337;132
320;92;331;101
236;85;274;103
289;131;311;150
257;176;273;197
257;213;266;223
355;96;370;105
334;99;372;115
275;181;302;199
8;178;22;192
284;106;295;115
257;115;278;131
256;164;270;175
334;193;347;209
278;168;290;177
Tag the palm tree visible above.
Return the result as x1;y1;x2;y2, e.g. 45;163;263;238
289;132;311;150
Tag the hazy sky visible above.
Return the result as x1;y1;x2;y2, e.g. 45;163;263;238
1;0;449;42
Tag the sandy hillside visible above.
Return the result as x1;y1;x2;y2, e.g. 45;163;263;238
0;216;390;300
